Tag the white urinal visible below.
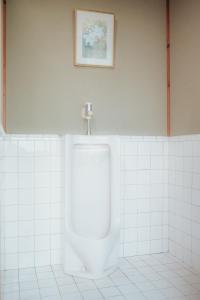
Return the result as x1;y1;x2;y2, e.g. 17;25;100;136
64;135;120;279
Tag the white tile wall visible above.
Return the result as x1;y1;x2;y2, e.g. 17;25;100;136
0;135;169;270
120;137;169;257
169;135;200;272
0;135;64;270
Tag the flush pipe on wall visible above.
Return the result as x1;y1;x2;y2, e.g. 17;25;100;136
81;103;93;135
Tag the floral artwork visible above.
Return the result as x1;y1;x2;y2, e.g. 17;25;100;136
82;19;107;59
74;10;115;67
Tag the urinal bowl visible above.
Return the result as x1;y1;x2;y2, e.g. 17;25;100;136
64;135;120;279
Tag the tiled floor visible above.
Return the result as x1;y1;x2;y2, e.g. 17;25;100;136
0;253;200;300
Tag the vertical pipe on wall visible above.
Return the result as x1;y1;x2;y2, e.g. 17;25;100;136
166;0;171;136
2;0;6;131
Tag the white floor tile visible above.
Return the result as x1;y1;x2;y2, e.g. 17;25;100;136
105;297;125;300
39;286;60;298
124;292;147;300
42;296;61;300
77;281;96;291
81;289;103;299
94;277;114;288
3;270;19;284
2;282;19;293
128;273;147;283
135;280;155;291
191;282;200;292
36;266;52;273
139;266;156;275
37;271;54;280
73;277;93;284
59;283;79;295
175;284;199;296
19;268;36;277
189;295;200;300
53;269;66;278
1;253;200;300
19;280;38;290
2;292;20;300
109;269;125;277
160;287;184;298
20;289;40;300
111;276;130;286
19;274;37;282
168;297;188;300
99;286;121;297
55;276;74;286
118;283;140;295
143;289;168;300
38;278;57;288
184;274;200;284
153;279;173;289
61;293;82;300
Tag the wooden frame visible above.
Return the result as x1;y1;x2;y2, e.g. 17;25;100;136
1;0;6;131
74;9;115;68
166;0;171;136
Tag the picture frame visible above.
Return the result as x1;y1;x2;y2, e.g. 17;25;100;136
74;9;115;68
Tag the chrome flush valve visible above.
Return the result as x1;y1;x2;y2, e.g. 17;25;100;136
81;103;93;135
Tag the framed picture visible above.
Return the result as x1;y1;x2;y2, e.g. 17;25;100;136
74;9;115;67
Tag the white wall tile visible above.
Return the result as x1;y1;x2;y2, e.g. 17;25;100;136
169;135;200;272
50;249;61;265
35;172;51;188
19;252;35;268
4;222;18;238
124;242;138;256
50;235;62;250
124;228;138;243
4;157;18;173
138;241;150;254
35;188;51;204
138;227;150;241
4;206;18;222
19;157;34;173
35;251;51;267
18;141;34;156
4;141;18;156
19;205;34;221
3;189;18;206
4;253;18;269
150;240;163;253
4;238;18;254
35;220;50;235
19;173;34;189
18;190;33;206
35;204;50;220
35;236;50;251
19;221;34;237
0;135;169;269
3;174;18;189
19;237;34;253
124;214;138;228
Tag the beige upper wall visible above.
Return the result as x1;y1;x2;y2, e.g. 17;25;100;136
171;0;200;135
7;0;166;135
